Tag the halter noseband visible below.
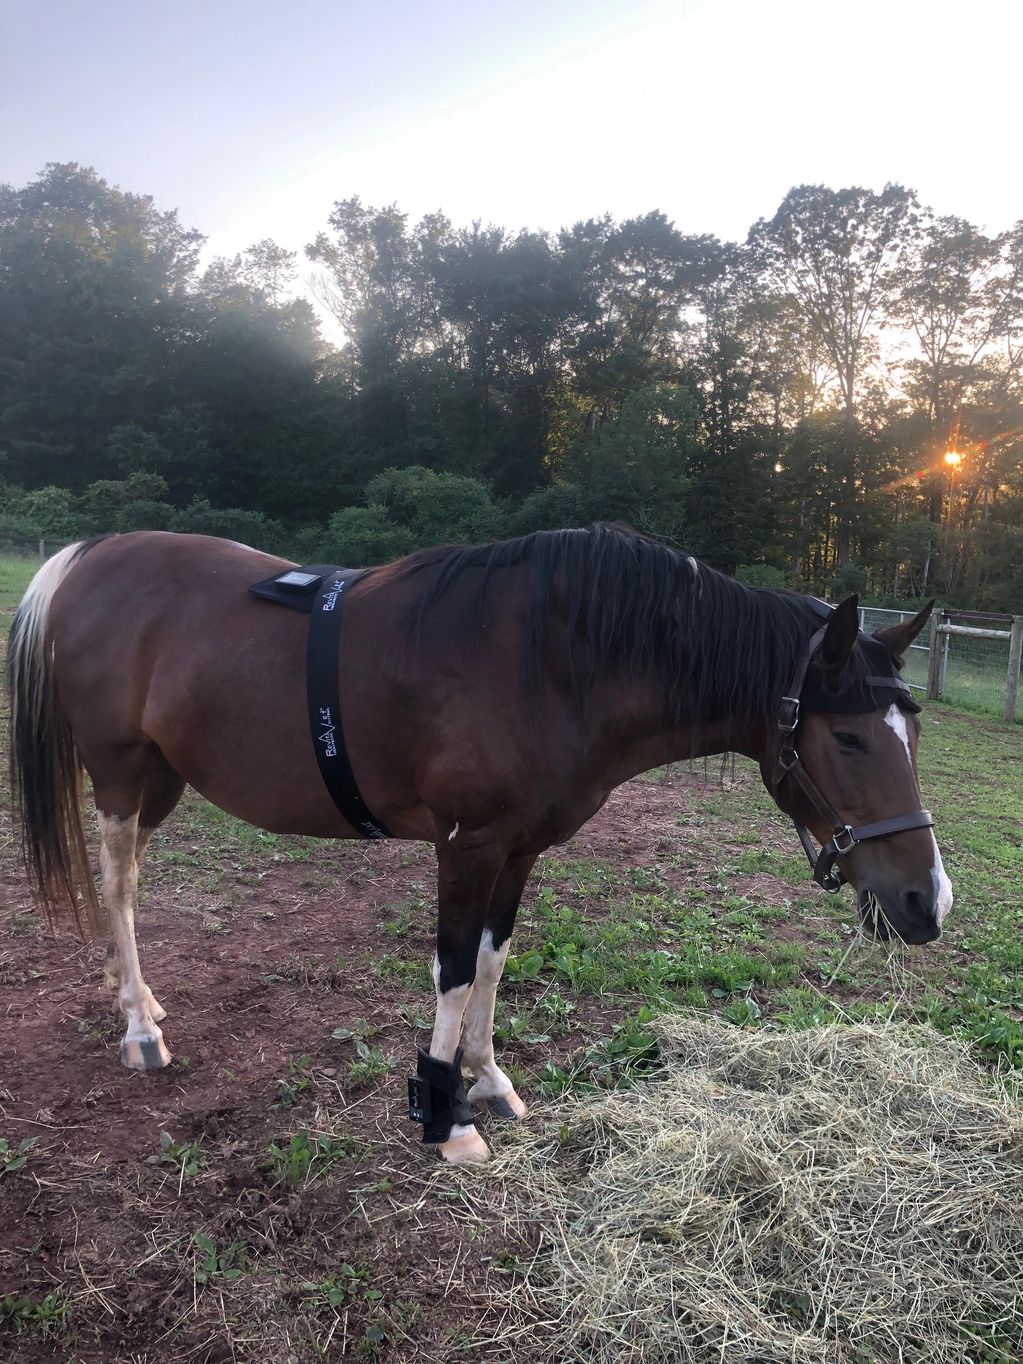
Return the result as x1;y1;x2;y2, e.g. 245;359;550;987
774;625;934;893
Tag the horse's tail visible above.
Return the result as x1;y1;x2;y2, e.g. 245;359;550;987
7;542;103;933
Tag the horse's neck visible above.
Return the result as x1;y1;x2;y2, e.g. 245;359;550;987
587;676;769;790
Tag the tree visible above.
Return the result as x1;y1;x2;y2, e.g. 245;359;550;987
566;384;697;542
750;184;920;562
560;213;722;426
241;239;298;307
306;198;450;374
0;163;203;488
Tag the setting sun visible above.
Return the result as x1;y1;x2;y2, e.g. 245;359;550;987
944;451;962;466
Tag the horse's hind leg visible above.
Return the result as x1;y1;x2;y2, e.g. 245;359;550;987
103;751;185;1035
95;804;170;1069
461;852;537;1121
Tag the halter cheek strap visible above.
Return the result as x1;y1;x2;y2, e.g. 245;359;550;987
774;626;934;893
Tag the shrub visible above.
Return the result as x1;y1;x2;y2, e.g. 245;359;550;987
323;506;415;566
168;500;285;553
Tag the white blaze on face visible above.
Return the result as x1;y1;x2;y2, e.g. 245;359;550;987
883;703;913;766
884;704;953;925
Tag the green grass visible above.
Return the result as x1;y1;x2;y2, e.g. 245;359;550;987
484;702;1023;1088
942;633;1019;717
0;553;36;619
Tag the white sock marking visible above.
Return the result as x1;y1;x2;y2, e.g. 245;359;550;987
429;955;472;1061
98;812;166;1048
463;931;516;1100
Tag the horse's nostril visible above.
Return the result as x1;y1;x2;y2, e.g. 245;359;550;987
904;890;935;923
902;889;942;942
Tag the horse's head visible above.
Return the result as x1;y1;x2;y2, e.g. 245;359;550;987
762;596;952;945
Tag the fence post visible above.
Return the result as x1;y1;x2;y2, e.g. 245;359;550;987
926;611;942;700
1005;615;1023;724
38;538;46;562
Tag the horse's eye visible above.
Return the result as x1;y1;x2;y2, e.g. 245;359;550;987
834;732;863;750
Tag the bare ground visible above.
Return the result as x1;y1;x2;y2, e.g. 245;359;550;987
2;765;820;1363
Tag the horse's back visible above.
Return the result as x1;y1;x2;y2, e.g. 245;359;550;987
49;533;349;831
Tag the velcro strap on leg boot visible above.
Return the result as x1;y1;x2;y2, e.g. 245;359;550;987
407;1047;477;1143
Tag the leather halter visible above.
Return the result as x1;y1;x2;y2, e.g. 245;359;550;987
774;626;934;893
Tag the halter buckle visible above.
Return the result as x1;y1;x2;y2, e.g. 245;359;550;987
832;825;857;854
820;866;845;892
778;697;800;731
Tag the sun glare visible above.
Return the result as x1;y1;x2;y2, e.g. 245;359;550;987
944;451;962;466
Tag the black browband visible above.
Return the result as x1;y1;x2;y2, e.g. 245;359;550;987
774;625;934;893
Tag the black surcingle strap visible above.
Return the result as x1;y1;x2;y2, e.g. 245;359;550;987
248;565;392;839
306;569;391;839
408;1048;477;1144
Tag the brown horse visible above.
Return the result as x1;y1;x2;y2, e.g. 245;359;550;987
7;526;950;1164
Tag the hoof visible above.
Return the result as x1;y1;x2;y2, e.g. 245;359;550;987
468;1080;527;1121
485;1090;527;1121
434;1125;491;1164
120;1031;172;1071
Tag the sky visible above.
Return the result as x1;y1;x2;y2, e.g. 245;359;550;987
3;0;1020;301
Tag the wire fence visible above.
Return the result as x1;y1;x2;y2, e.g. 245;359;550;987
862;605;1023;723
859;607;931;693
0;532;71;561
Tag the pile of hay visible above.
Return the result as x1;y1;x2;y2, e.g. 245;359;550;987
477;1017;1023;1363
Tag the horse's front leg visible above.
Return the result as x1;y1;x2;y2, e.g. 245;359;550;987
415;840;507;1165
461;853;537;1121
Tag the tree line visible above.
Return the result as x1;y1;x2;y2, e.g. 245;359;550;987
1;163;1021;608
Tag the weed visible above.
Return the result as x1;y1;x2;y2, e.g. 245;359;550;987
331;1020;397;1087
191;1232;246;1285
537;1010;662;1096
0;1291;68;1336
396;1002;432;1029
504;948;545;983
263;1130;362;1185
723;996;763;1026
301;1262;372;1310
382;893;426;938
331;1018;377;1044
535;988;576;1026
274;1053;313;1108
494;1011;551;1046
146;1131;205;1191
348;1044;397;1088
0;1135;36;1176
373;954;433;990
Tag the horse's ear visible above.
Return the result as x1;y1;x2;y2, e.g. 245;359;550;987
872;599;934;668
821;594;860;672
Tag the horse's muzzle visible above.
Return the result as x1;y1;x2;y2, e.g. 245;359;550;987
858;888;942;945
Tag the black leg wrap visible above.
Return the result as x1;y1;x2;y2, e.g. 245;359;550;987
407;1047;477;1144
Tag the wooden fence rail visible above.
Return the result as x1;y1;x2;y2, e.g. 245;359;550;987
926;611;1023;723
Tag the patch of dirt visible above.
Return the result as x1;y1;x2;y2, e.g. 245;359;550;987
0;754;875;1362
1;767;773;1362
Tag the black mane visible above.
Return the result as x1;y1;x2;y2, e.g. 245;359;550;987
395;524;839;728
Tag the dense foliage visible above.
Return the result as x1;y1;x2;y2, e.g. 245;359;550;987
2;164;1021;606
